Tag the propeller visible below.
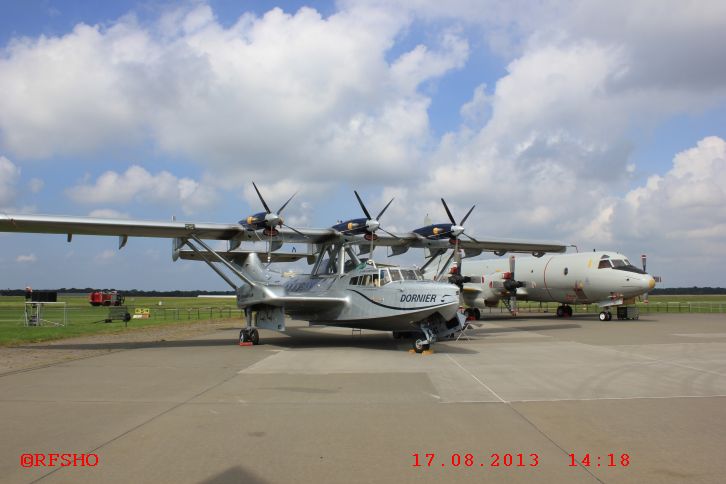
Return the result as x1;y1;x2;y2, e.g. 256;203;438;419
439;198;477;277
502;255;524;315
248;182;306;263
351;191;395;260
251;182;301;234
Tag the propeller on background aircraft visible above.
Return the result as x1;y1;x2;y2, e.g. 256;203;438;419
502;255;525;315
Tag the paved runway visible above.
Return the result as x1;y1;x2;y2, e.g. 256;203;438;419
1;313;726;483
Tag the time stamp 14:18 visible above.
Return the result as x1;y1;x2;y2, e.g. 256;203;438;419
411;452;630;469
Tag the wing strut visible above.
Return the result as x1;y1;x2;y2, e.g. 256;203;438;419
188;235;256;288
184;239;239;290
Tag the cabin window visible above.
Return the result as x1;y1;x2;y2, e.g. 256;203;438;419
389;269;402;281
359;274;379;287
379;269;392;286
598;260;611;269
349;276;359;285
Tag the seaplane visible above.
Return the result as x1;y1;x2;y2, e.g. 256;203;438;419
0;185;567;352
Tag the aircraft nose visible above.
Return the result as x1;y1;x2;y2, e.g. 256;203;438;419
648;276;656;290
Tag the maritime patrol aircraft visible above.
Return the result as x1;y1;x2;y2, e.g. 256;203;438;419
450;251;657;321
0;185;567;351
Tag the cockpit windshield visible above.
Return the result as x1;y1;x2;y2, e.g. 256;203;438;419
611;259;626;268
367;268;424;285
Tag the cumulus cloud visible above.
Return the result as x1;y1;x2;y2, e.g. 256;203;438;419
0;3;469;187
0;156;21;207
607;136;726;243
67;165;218;214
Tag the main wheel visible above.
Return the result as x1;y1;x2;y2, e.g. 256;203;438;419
606;311;612;321
413;339;426;353
599;311;608;321
250;328;260;345
565;305;573;317
473;308;481;320
556;306;565;317
239;329;249;343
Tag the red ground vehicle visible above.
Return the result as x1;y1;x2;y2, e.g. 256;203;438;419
89;290;125;307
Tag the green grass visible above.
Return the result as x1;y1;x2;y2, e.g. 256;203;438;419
481;295;726;315
0;295;241;346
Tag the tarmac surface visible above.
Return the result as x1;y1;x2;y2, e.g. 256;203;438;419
1;312;726;483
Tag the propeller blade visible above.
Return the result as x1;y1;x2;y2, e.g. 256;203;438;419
462;232;478;242
379;228;399;239
460;205;476;225
354;191;372;219
509;255;516;277
252;182;271;213
441;198;456;225
454;238;462;275
277;191;298;214
510;295;518;315
641;254;649;303
282;223;307;238
376;197;395;220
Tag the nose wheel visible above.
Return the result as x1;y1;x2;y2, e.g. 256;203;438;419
239;328;260;345
598;311;612;321
413;339;431;353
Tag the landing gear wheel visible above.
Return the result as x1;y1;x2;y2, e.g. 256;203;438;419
239;329;249;343
413;339;430;353
556;306;565;317
464;308;477;321
565;305;573;317
250;328;260;345
606;311;612;321
473;308;481;320
599;311;608;321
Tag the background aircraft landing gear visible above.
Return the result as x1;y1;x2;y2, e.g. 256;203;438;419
556;305;573;317
598;311;612;321
239;328;260;345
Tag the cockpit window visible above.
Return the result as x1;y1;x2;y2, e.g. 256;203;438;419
379;269;392;286
389;269;402;282
400;269;419;281
611;259;626;268
598;260;612;269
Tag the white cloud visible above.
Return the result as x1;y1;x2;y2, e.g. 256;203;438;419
66;165;218;214
16;254;37;263
0;3;469;188
0;156;21;207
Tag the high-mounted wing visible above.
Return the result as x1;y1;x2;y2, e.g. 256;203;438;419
358;230;567;257
0;213;335;245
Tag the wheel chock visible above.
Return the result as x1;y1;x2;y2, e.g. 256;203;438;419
408;349;416;354
239;342;253;347
422;349;435;355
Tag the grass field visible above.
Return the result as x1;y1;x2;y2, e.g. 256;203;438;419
1;294;725;346
0;295;240;346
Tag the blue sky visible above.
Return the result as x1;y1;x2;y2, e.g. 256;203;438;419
1;0;726;289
